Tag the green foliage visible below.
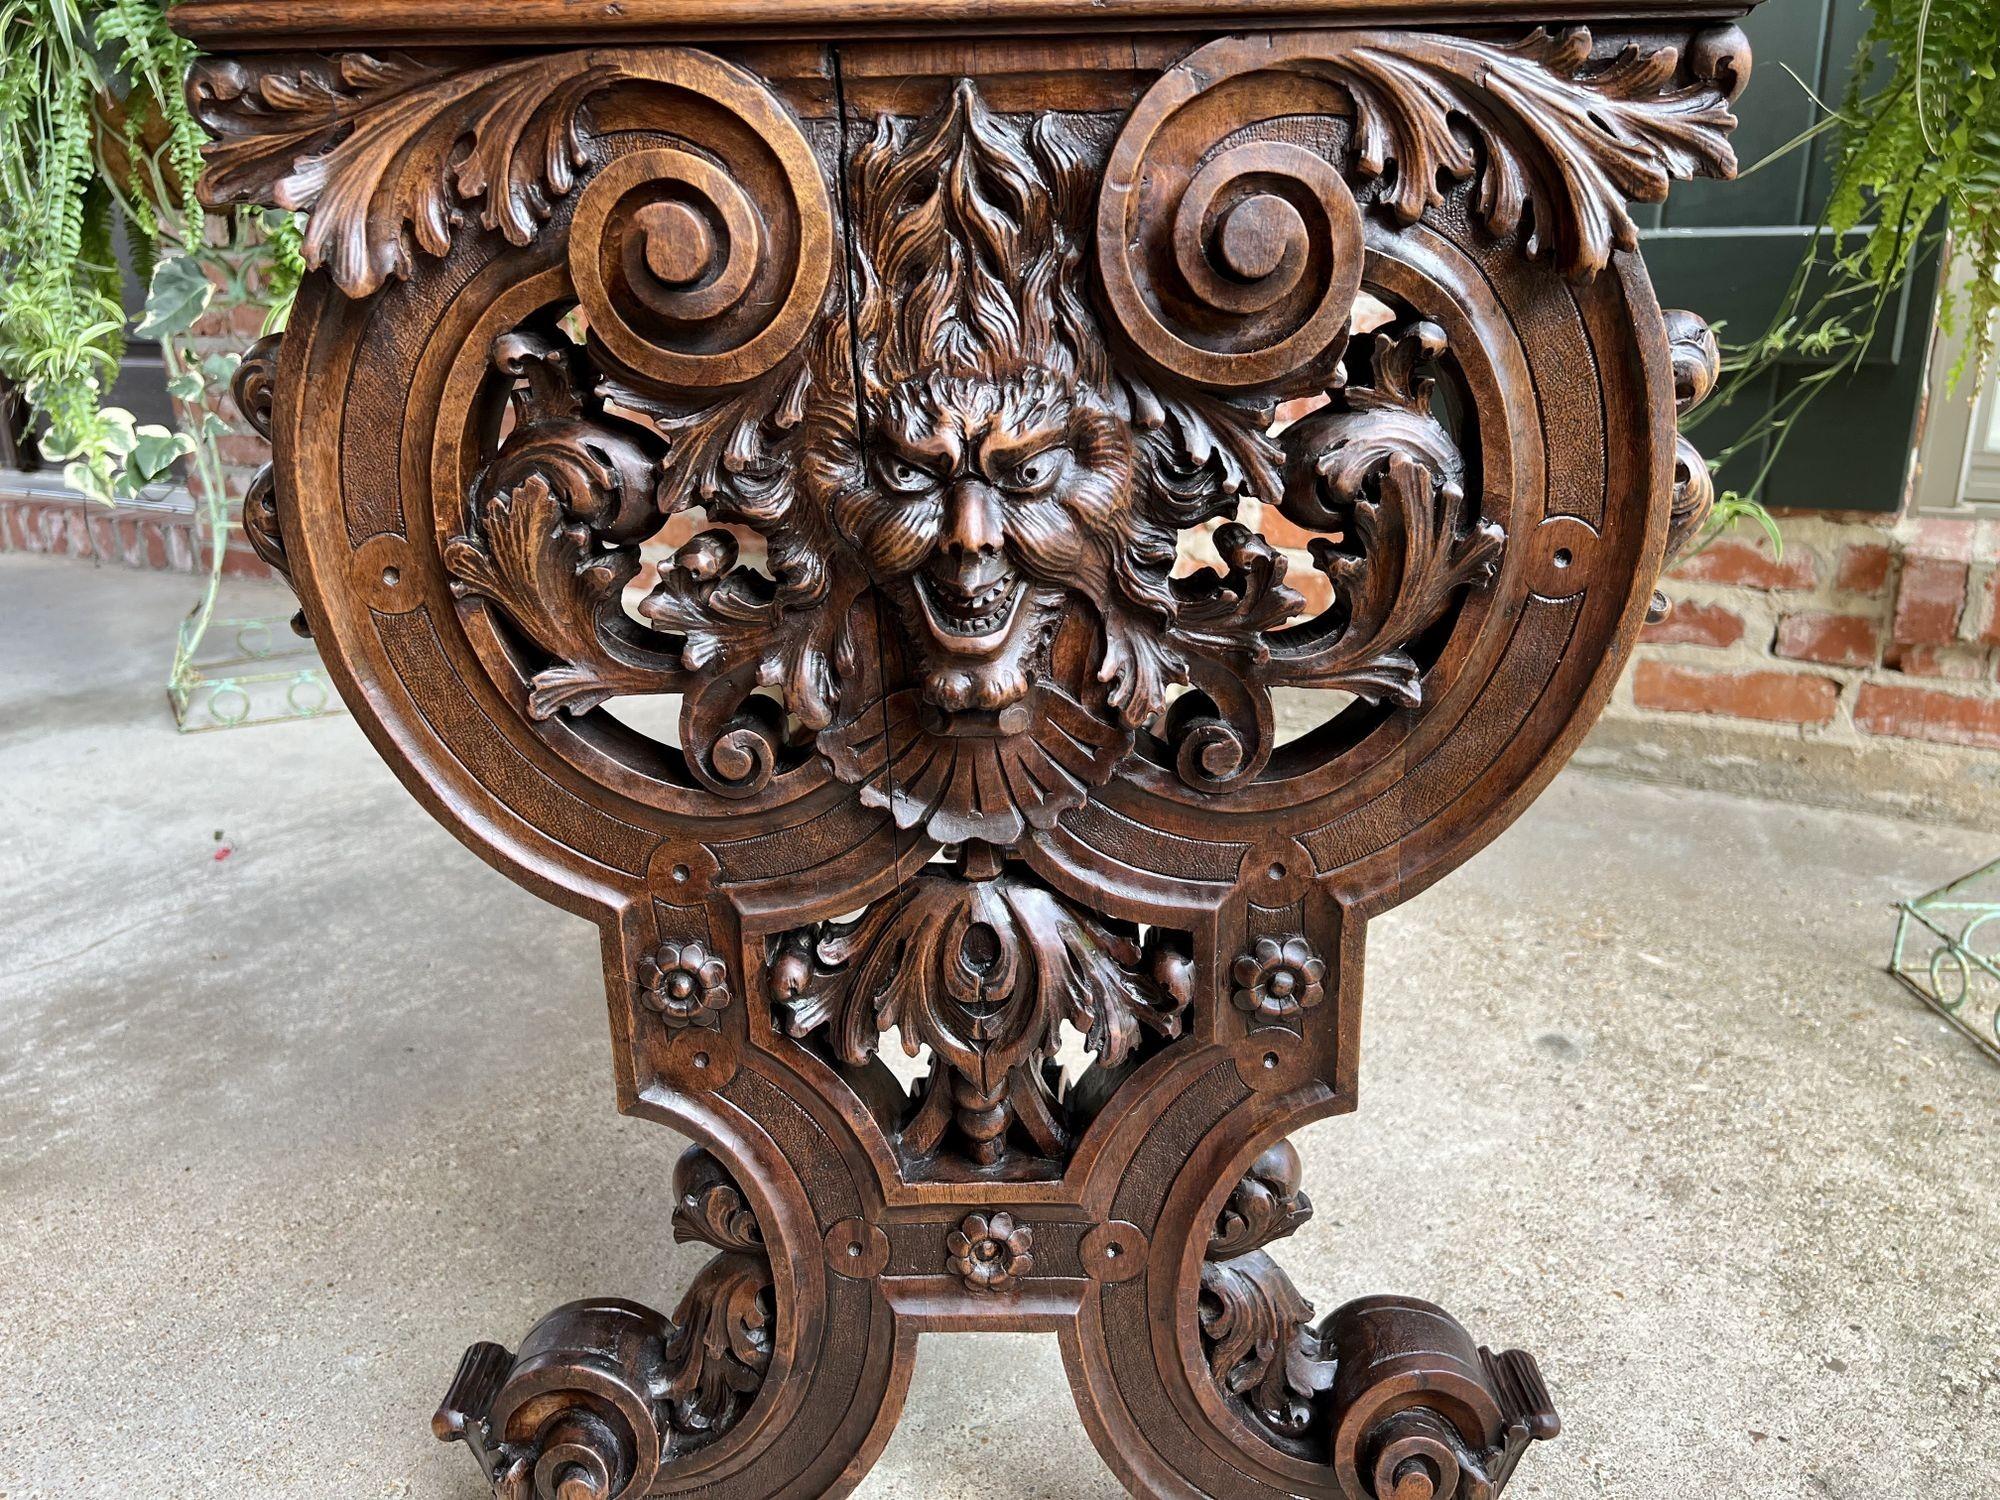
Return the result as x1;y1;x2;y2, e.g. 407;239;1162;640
0;1;301;503
1700;0;2000;530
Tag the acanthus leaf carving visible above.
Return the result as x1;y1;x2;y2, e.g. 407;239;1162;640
191;45;839;377
191;50;619;298
1336;27;1745;278
443;473;664;719
193;18;1740;1500
1210;1140;1315;1261
413;68;1545;824
769;869;1191;1173
1101;24;1749;349
656;1146;774;1441
1198;1139;1334;1444
1269;322;1506;709
196;26;1746;828
657;1252;774;1437
443;333;688;720
1170;524;1305;665
672;1144;764;1254
1198;1251;1337;1440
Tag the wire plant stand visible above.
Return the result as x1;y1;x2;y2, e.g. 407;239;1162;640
165;437;342;733
169;607;340;732
1890;857;2000;1067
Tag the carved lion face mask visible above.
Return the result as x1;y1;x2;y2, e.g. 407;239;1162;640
831;369;1134;714
810;83;1163;722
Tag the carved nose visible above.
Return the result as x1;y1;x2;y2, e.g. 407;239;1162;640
942;477;1004;558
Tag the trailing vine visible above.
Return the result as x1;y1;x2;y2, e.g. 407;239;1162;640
1700;0;2000;530
0;0;300;505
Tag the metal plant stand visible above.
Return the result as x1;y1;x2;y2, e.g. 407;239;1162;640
1891;857;2000;1066
169;609;341;732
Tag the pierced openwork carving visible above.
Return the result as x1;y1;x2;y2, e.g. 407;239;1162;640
770;864;1191;1173
429;76;1511;837
183;5;1761;1495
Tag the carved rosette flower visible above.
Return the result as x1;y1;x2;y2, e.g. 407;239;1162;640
639;941;731;1030
947;1212;1035;1293
1230;936;1327;1022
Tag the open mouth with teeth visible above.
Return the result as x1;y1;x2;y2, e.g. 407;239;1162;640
914;569;1027;653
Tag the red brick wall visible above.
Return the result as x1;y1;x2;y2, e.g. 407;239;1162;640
0;491;205;571
1608;512;2000;754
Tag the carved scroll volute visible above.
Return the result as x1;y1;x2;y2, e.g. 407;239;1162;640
1325;1297;1560;1500
561;50;834;392
1099;61;1366;393
189;47;835;395
1098;26;1749;379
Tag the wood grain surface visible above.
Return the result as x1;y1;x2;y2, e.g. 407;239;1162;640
177;9;1759;1495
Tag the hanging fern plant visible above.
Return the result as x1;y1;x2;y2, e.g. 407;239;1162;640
0;0;300;505
1701;0;2000;527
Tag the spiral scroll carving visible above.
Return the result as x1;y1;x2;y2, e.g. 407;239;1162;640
1099;125;1366;392
563;52;835;390
1100;25;1748;395
190;47;833;390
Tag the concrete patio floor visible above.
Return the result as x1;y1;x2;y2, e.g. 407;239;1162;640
1;549;1996;1499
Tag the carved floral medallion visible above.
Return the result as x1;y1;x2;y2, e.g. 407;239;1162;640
947;1212;1035;1294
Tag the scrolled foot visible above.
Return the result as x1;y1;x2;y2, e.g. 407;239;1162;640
1325;1296;1560;1500
1181;1145;1558;1498
432;1299;671;1500
435;1147;776;1499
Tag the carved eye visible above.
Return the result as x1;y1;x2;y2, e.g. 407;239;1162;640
876;454;937;494
1005;449;1066;494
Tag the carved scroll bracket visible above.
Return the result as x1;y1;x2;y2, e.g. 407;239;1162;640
182;15;1760;1500
432;1147;773;1499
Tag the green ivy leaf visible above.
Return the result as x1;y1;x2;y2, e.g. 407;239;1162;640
63;459;116;506
167;370;205;403
125;424;195;487
135;255;214;340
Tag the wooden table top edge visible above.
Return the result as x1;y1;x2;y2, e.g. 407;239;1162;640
169;0;1757;49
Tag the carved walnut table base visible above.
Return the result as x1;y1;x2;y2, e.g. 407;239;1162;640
174;1;1761;1493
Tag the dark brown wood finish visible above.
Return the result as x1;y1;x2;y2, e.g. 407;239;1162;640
174;3;1756;1493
